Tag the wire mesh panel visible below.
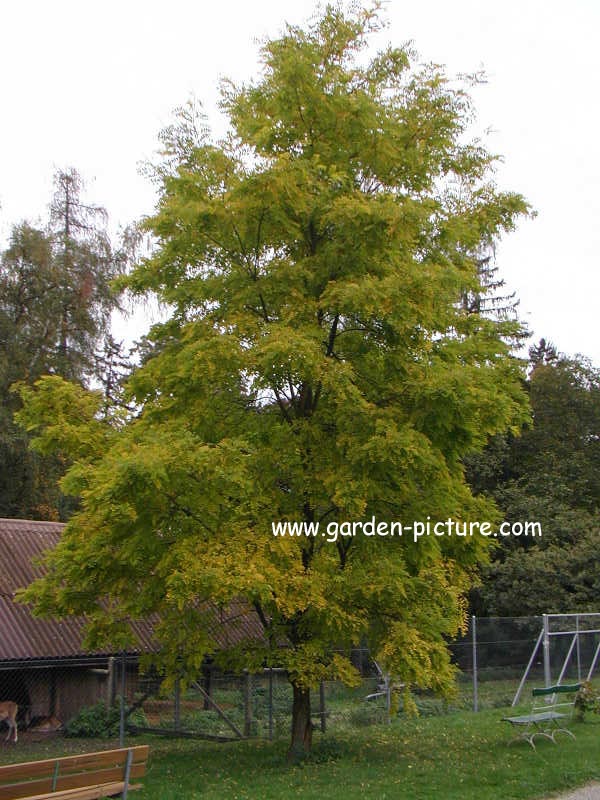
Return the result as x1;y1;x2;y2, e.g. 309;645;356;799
450;616;546;711
128;670;246;740
545;613;600;684
3;614;600;747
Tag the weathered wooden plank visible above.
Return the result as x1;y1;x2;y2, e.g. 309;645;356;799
0;746;148;800
20;782;142;800
0;747;148;782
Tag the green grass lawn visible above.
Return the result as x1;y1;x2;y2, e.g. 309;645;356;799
2;708;599;799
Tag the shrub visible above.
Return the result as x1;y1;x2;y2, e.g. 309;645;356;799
574;681;600;720
65;703;121;738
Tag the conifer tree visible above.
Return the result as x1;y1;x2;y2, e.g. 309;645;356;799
0;170;126;518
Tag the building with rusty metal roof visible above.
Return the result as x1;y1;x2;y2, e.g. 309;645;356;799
0;518;265;728
0;518;264;666
0;518;157;666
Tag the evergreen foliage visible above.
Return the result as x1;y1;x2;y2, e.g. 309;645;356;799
0;169;127;519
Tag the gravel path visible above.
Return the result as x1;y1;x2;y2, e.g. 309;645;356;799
550;784;600;800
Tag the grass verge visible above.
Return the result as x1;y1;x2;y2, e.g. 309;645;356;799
1;708;599;799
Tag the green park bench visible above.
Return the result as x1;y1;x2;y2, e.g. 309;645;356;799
502;683;581;749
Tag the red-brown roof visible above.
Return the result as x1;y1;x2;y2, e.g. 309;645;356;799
0;518;264;664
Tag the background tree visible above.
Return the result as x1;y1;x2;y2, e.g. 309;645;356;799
467;342;600;615
20;5;530;758
0;224;65;518
48;168;122;382
0;169;127;519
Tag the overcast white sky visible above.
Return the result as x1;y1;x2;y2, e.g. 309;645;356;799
1;1;598;362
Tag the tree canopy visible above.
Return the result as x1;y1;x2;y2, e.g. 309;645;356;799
467;343;600;616
19;5;530;757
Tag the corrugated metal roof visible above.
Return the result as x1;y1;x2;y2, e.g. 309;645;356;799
0;519;264;664
0;518;61;595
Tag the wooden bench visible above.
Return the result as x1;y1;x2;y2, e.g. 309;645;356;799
502;683;580;749
0;745;149;800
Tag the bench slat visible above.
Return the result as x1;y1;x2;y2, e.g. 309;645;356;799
18;782;142;800
56;764;146;793
503;711;566;725
532;684;580;697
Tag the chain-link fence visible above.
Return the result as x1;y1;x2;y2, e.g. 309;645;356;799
0;656;138;742
450;614;600;714
2;614;600;744
125;662;390;741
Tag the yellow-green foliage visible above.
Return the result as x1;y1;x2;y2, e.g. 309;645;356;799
19;4;530;713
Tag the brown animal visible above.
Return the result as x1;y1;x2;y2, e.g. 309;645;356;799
0;701;17;743
29;715;62;733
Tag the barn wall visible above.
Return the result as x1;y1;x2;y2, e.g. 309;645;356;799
25;670;51;719
54;668;108;722
0;663;116;726
22;666;108;723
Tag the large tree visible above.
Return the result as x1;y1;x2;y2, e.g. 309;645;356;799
19;6;530;757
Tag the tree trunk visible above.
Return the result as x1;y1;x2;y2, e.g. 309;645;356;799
288;682;312;761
